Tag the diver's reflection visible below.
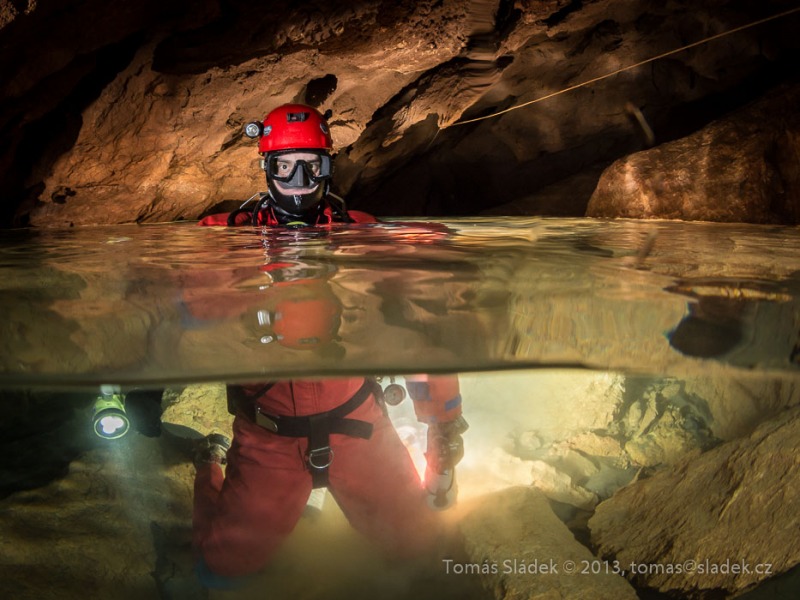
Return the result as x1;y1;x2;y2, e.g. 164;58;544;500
190;260;467;590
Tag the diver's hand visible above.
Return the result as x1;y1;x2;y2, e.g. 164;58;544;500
424;416;468;510
193;433;231;467
425;415;469;473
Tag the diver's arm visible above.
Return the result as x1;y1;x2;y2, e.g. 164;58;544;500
406;374;468;510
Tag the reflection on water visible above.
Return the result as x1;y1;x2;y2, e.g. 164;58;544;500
1;218;797;384
1;217;799;599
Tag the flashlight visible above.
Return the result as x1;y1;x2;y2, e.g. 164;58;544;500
92;393;130;439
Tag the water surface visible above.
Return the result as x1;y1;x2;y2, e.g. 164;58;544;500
1;217;797;388
1;217;798;600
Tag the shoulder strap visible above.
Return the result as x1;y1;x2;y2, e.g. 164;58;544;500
226;383;276;416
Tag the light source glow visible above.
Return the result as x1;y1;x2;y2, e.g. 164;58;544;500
100;415;127;436
92;394;130;439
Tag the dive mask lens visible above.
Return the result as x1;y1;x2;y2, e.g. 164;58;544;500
267;152;332;185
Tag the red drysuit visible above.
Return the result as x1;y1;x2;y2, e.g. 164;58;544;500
193;376;462;577
197;200;377;227
193;204;463;579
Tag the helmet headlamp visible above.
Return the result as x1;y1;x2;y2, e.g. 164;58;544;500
244;121;263;138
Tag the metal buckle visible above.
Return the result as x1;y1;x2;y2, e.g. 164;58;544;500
255;407;278;433
307;447;334;469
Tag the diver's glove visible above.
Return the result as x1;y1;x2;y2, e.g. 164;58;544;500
193;433;231;467
424;415;469;510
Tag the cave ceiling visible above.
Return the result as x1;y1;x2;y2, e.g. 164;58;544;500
1;0;799;227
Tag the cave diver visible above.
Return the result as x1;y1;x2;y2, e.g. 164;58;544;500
192;103;468;589
198;103;375;228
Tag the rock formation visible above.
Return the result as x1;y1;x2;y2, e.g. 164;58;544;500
458;486;638;599
589;404;800;598
1;365;797;598
1;0;798;227
587;82;800;222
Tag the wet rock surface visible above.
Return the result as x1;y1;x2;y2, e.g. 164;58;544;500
587;82;800;223
458;486;638;599
589;404;800;598
473;372;798;523
0;418;198;600
160;383;233;440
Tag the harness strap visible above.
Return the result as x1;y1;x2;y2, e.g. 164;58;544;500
241;379;375;487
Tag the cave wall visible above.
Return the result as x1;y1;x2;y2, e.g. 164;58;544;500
1;0;799;227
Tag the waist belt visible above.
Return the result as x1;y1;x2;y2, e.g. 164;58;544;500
238;379;375;488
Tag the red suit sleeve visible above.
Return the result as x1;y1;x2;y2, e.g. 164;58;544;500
199;206;374;226
198;212;253;226
198;213;230;226
347;210;378;223
405;374;462;424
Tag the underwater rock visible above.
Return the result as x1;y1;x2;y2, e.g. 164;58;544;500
587;82;800;224
515;431;545;455
0;434;196;599
559;434;639;499
459;486;638;599
545;444;601;482
608;372;800;468
685;374;800;441
565;431;624;461
160;383;233;439
476;446;542;492
623;404;717;467
0;390;92;498
611;377;718;468
503;427;632;509
589;404;800;598
530;459;599;510
620;392;658;438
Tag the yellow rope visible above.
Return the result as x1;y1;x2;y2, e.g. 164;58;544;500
445;6;800;128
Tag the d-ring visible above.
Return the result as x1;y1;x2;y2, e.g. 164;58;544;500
307;447;334;469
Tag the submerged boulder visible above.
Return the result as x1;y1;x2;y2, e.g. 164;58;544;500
160;383;233;439
459;486;638;599
589;404;800;598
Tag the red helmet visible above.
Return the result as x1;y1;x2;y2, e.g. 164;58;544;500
271;296;341;349
254;271;342;350
257;104;333;153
